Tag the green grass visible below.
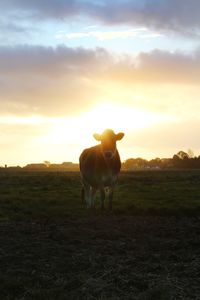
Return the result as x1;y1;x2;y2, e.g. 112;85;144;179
115;170;200;215
0;169;200;221
0;171;84;221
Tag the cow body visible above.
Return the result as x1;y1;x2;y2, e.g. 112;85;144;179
79;129;124;210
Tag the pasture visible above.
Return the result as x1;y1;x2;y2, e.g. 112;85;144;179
0;170;200;299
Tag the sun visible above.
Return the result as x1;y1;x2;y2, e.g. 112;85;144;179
41;102;169;148
36;101;174;163
78;102;164;133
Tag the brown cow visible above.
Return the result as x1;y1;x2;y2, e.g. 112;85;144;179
79;129;124;210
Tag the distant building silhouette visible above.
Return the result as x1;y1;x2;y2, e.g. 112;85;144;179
23;162;79;171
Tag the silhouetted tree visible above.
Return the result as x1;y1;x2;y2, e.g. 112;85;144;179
188;149;194;158
44;161;51;167
176;151;189;160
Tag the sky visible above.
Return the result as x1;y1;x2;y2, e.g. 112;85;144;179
0;0;200;166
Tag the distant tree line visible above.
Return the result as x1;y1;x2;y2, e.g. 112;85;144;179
122;150;200;170
1;150;200;171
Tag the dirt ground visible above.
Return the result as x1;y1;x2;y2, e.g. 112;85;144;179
0;216;200;299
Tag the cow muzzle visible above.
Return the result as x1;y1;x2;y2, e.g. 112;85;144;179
104;151;114;159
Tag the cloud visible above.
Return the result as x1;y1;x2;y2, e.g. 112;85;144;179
0;45;109;116
0;0;80;20
1;45;200;81
0;0;200;36
88;0;200;36
117;48;200;85
56;30;138;40
0;19;33;43
55;28;160;41
0;44;200;118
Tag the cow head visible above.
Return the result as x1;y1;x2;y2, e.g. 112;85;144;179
93;129;124;159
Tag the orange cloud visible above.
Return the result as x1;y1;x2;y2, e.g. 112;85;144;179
0;45;200;117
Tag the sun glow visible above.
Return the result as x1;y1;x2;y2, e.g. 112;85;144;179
80;103;165;132
43;102;170;147
0;103;177;165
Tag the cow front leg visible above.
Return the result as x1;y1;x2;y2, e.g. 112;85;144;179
108;187;114;211
91;187;97;210
81;187;85;205
100;188;105;211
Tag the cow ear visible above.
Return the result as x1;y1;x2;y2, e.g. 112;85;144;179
93;133;102;141
116;132;124;141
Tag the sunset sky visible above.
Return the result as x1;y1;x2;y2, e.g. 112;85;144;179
0;0;200;166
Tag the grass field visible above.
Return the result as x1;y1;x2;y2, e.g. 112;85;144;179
0;170;200;299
